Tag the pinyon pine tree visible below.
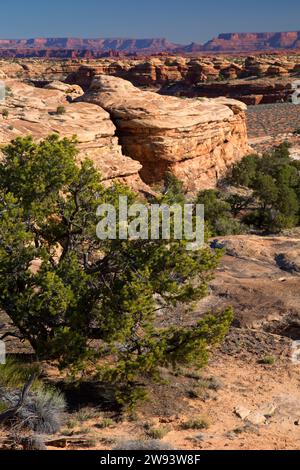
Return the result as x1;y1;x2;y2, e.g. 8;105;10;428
0;135;233;400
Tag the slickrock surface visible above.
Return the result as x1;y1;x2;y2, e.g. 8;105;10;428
247;103;300;138
78;75;249;191
0;79;148;191
209;235;300;334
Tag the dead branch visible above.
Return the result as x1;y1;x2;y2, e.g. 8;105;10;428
0;373;36;425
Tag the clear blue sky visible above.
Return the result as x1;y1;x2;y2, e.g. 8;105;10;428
1;0;300;44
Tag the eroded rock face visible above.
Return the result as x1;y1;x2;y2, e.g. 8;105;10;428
78;75;249;191
0;79;148;192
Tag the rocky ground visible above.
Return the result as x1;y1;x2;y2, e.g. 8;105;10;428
247;103;300;138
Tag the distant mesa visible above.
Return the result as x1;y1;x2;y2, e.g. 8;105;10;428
201;31;300;52
0;32;299;58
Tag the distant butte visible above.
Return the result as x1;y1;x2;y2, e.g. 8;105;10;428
0;32;299;58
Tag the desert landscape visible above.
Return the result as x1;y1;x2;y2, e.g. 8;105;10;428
0;0;300;459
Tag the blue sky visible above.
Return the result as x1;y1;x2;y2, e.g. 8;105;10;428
1;0;300;43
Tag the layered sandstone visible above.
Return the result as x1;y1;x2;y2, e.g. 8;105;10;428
0;32;300;58
0;79;148;191
202;32;300;52
64;55;299;105
78;75;249;191
160;77;295;105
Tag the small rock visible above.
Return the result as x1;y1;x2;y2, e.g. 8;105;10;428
246;412;266;426
234;405;251;420
259;402;277;417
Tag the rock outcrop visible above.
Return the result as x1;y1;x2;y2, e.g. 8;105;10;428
64;55;299;105
160;77;295;105
78;75;249;191
0;80;148;191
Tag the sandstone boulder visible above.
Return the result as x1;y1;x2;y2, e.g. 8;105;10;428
78;75;249;191
0;79;149;192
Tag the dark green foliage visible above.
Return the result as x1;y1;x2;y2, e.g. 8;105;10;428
56;106;66;115
161;172;186;204
197;189;246;236
230;143;300;232
0;135;232;400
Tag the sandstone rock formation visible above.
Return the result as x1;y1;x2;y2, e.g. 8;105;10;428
160;77;295;105
78;75;249;191
1;53;299;107
0;79;148;191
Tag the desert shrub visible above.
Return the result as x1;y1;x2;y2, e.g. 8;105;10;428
19;387;66;434
181;417;209;430
95;418;115;429
1;109;9;118
197;189;246;236
0;358;65;434
74;407;99;423
145;426;169;440
20;435;47;450
259;355;276;365
0;385;66;434
161;172;186;204
114;439;174;450
56;105;66;115
0;135;233;405
230;143;300;232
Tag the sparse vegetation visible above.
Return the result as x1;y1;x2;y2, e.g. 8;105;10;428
56;105;66;115
229;143;300;232
181;417;210;430
259;355;276;365
145;426;169;440
197;189;247;236
95;418;115;429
